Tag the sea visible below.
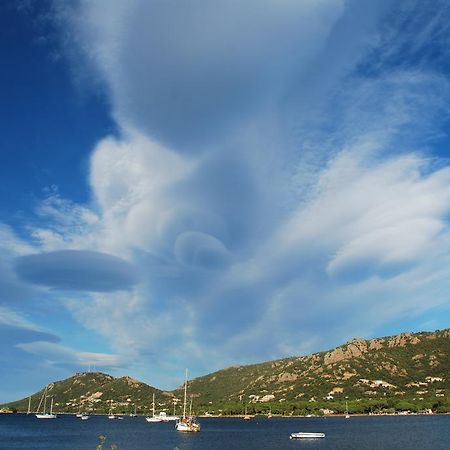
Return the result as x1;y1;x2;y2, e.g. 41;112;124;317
0;414;449;450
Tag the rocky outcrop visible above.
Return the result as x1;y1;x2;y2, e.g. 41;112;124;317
324;338;369;365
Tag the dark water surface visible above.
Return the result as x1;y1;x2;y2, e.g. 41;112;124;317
0;414;449;449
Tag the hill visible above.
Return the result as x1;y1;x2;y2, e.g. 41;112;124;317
2;328;449;415
183;328;450;415
1;372;175;415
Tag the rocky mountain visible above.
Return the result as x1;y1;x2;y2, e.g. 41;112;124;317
2;328;449;415
2;372;175;415
182;328;450;414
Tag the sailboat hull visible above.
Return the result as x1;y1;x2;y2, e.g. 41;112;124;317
146;417;163;422
175;419;201;432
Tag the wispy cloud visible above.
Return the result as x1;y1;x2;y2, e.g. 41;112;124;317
17;340;125;369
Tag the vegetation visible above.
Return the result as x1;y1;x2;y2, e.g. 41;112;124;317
2;328;449;416
96;435;117;450
179;328;450;415
1;372;175;416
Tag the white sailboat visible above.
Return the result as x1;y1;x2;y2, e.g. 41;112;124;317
27;396;31;415
175;369;200;432
108;400;116;419
345;400;350;419
146;393;163;423
76;397;90;419
243;405;252;420
35;388;57;419
76;400;83;418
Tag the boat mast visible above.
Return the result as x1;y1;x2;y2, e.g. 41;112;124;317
36;389;45;414
43;389;47;414
27;396;31;414
50;397;54;415
152;393;156;418
182;368;188;419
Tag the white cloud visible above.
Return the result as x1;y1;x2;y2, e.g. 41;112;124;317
0;224;34;256
65;0;346;149
17;340;124;368
0;306;38;329
5;0;450;388
89;131;193;255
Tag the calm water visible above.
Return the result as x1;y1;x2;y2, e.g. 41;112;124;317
0;414;449;450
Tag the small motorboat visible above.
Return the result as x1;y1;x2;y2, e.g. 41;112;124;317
290;432;325;439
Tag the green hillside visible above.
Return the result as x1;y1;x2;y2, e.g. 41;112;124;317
182;328;450;415
2;372;176;415
2;328;449;416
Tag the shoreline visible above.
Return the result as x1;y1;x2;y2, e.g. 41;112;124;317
2;412;448;418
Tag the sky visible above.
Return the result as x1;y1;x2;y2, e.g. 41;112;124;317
1;0;450;402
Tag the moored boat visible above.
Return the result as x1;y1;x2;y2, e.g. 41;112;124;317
35;388;57;419
146;393;163;422
107;400;116;419
290;432;325;439
175;369;201;433
158;411;179;422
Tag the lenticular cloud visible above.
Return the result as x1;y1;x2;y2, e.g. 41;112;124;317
33;0;450;385
15;250;140;292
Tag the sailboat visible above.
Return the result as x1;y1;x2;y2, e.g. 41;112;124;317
35;387;57;419
129;403;137;417
75;397;90;419
175;369;201;432
345;401;350;419
27;396;31;415
146;393;162;423
243;405;252;420
76;400;83;418
108;400;116;419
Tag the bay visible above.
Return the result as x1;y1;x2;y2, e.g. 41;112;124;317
0;414;449;449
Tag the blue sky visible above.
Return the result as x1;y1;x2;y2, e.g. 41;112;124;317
2;0;450;402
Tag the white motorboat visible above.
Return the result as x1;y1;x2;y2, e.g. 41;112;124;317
175;369;201;432
80;414;90;420
35;388;57;419
290;432;325;439
157;411;180;422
